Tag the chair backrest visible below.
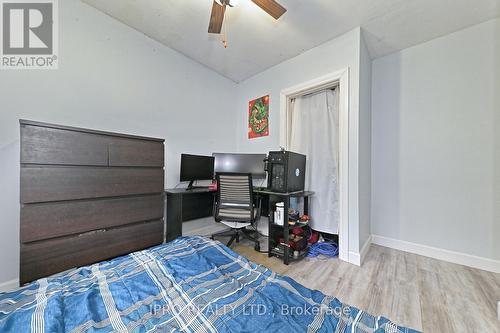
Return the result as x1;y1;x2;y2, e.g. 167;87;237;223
215;172;254;223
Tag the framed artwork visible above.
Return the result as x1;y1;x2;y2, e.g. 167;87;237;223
248;95;269;139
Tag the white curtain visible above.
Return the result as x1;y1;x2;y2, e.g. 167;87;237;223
289;89;339;234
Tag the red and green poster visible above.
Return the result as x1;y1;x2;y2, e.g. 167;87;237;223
248;95;269;139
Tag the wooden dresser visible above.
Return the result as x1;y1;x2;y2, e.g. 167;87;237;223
20;120;165;284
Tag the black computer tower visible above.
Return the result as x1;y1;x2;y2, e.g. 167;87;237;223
267;151;306;192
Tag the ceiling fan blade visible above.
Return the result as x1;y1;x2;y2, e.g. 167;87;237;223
251;0;287;19
208;0;226;34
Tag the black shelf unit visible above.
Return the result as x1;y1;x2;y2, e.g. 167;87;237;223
254;189;314;265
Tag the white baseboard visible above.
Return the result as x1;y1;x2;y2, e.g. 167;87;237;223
348;235;372;266
0;278;19;293
348;251;360;266
360;235;372;265
371;235;500;274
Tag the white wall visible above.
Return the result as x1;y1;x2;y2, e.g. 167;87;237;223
0;0;238;287
359;32;372;250
234;28;368;255
371;18;500;261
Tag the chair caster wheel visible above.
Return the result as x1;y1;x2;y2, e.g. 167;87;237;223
254;243;260;252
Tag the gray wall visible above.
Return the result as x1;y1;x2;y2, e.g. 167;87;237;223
371;18;500;260
0;0;238;285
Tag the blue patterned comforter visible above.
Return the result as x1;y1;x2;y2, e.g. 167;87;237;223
0;236;419;332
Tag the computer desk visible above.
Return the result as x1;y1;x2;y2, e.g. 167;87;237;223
165;187;314;265
165;188;214;241
165;186;270;242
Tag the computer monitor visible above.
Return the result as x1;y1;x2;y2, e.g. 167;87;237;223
213;153;267;178
180;154;215;189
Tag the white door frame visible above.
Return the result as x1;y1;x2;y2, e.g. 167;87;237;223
279;68;350;262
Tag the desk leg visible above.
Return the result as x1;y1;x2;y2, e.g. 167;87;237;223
283;198;290;265
267;195;273;257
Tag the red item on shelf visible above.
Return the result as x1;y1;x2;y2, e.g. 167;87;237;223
290;235;307;251
308;231;319;244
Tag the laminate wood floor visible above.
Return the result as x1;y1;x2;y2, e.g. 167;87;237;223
183;218;500;333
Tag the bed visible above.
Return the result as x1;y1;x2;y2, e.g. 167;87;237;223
1;236;419;333
8;121;419;332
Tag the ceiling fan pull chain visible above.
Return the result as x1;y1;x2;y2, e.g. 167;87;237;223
221;8;228;48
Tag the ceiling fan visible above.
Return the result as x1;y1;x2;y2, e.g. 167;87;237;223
208;0;287;34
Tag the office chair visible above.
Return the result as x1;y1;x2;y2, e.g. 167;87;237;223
211;172;261;251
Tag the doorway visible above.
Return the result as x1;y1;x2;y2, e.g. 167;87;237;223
280;69;349;262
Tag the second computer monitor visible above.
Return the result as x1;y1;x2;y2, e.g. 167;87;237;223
180;154;215;182
213;153;267;178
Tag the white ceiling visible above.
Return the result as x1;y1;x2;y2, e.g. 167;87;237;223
82;0;500;82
